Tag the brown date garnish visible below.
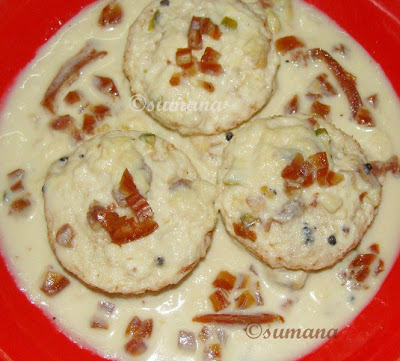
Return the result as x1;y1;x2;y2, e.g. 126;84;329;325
310;48;375;126
98;1;123;27
209;289;230;312
178;330;197;351
275;36;304;54
204;343;221;360
212;271;236;291
9;198;31;215
50;115;84;141
235;290;256;310
41;43;107;114
233;222;257;242
56;224;75;247
285;94;298;114
82;114;96;135
93;104;111;121
311;100;330;118
64;90;82;104
201;81;215;93
41;270;70;296
126;316;153;338
93;76;119;98
125;338;147;356
370;155;400;177
169;73;181;86
193;313;284;324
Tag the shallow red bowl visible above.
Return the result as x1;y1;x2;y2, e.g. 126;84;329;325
0;1;399;360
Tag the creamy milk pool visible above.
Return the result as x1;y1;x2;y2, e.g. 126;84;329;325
0;0;400;360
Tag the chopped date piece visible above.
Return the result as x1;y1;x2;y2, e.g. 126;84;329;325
178;330;197;351
10;180;23;192
93;104;111;121
355;107;375;127
366;93;378;108
64;90;82;104
236;274;250;289
200;17;221;40
198;326;211;342
275;36;304;55
333;43;348;56
82;114;96;135
327;171;344;186
370;155;400;177
235;290;256;309
290;49;310;66
169;73;181;86
201;47;221;63
212;271;236;291
41;43;107;114
126;317;153;338
9;198;31;215
204;343;221;360
193;313;284;324
311;100;330;118
56;224;75;247
199;62;223;76
8;168;25;192
359;192;367;201
93;76;119;97
50;115;84;141
91;318;109;329
176;48;193;69
285;94;298;114
98;1;123;27
209;289;230;312
340;253;378;289
375;259;385;274
188;17;203;50
310;48;369;124
368;243;380;254
233;222;257;242
125;337;147;356
314;73;337;96
120;169;154;221
41;270;70;296
201;81;215;93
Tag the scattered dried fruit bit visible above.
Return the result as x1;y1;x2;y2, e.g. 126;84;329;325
41;270;70;296
311;100;330;118
254;281;264;306
316;73;337;96
200;17;221;40
198;326;211;342
8;169;25;192
148;10;160;31
119;169;154;221
56;224;75;247
201;81;215;93
169;73;181;86
126;316;153;338
94;76;119;97
355;107;375;127
193;313;284;324
201;47;221;63
370;155;400;177
90;301;115;330
368;243;380;254
98;1;123;27
333;43;348;56
93;104;111;121
285;94;298;114
90;319;109;329
8;198;31;215
50;115;84;141
212;271;237;291
178;330;197;351
82;114;96;135
310;48;373;126
188;17;203;50
282;151;344;192
275;35;304;54
204;343;221;360
375;259;385;274
176;48;193;69
125;337;147;356
366;93;378;108
221;16;237;30
339;253;379;289
199;62;223;76
41;43;107;114
209;289;230;312
233;222;257;242
235;290;256;309
64;90;82;104
236;274;250;289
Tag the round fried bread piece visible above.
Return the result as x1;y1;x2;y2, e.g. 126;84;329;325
44;131;217;294
123;0;279;135
218;116;382;270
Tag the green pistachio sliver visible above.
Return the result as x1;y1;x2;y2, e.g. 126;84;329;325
148;10;160;31
140;133;156;146
240;213;259;228
315;128;328;136
221;16;237;30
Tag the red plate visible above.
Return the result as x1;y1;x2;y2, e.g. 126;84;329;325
0;1;399;360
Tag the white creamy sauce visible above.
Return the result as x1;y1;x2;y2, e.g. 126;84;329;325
0;0;400;360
